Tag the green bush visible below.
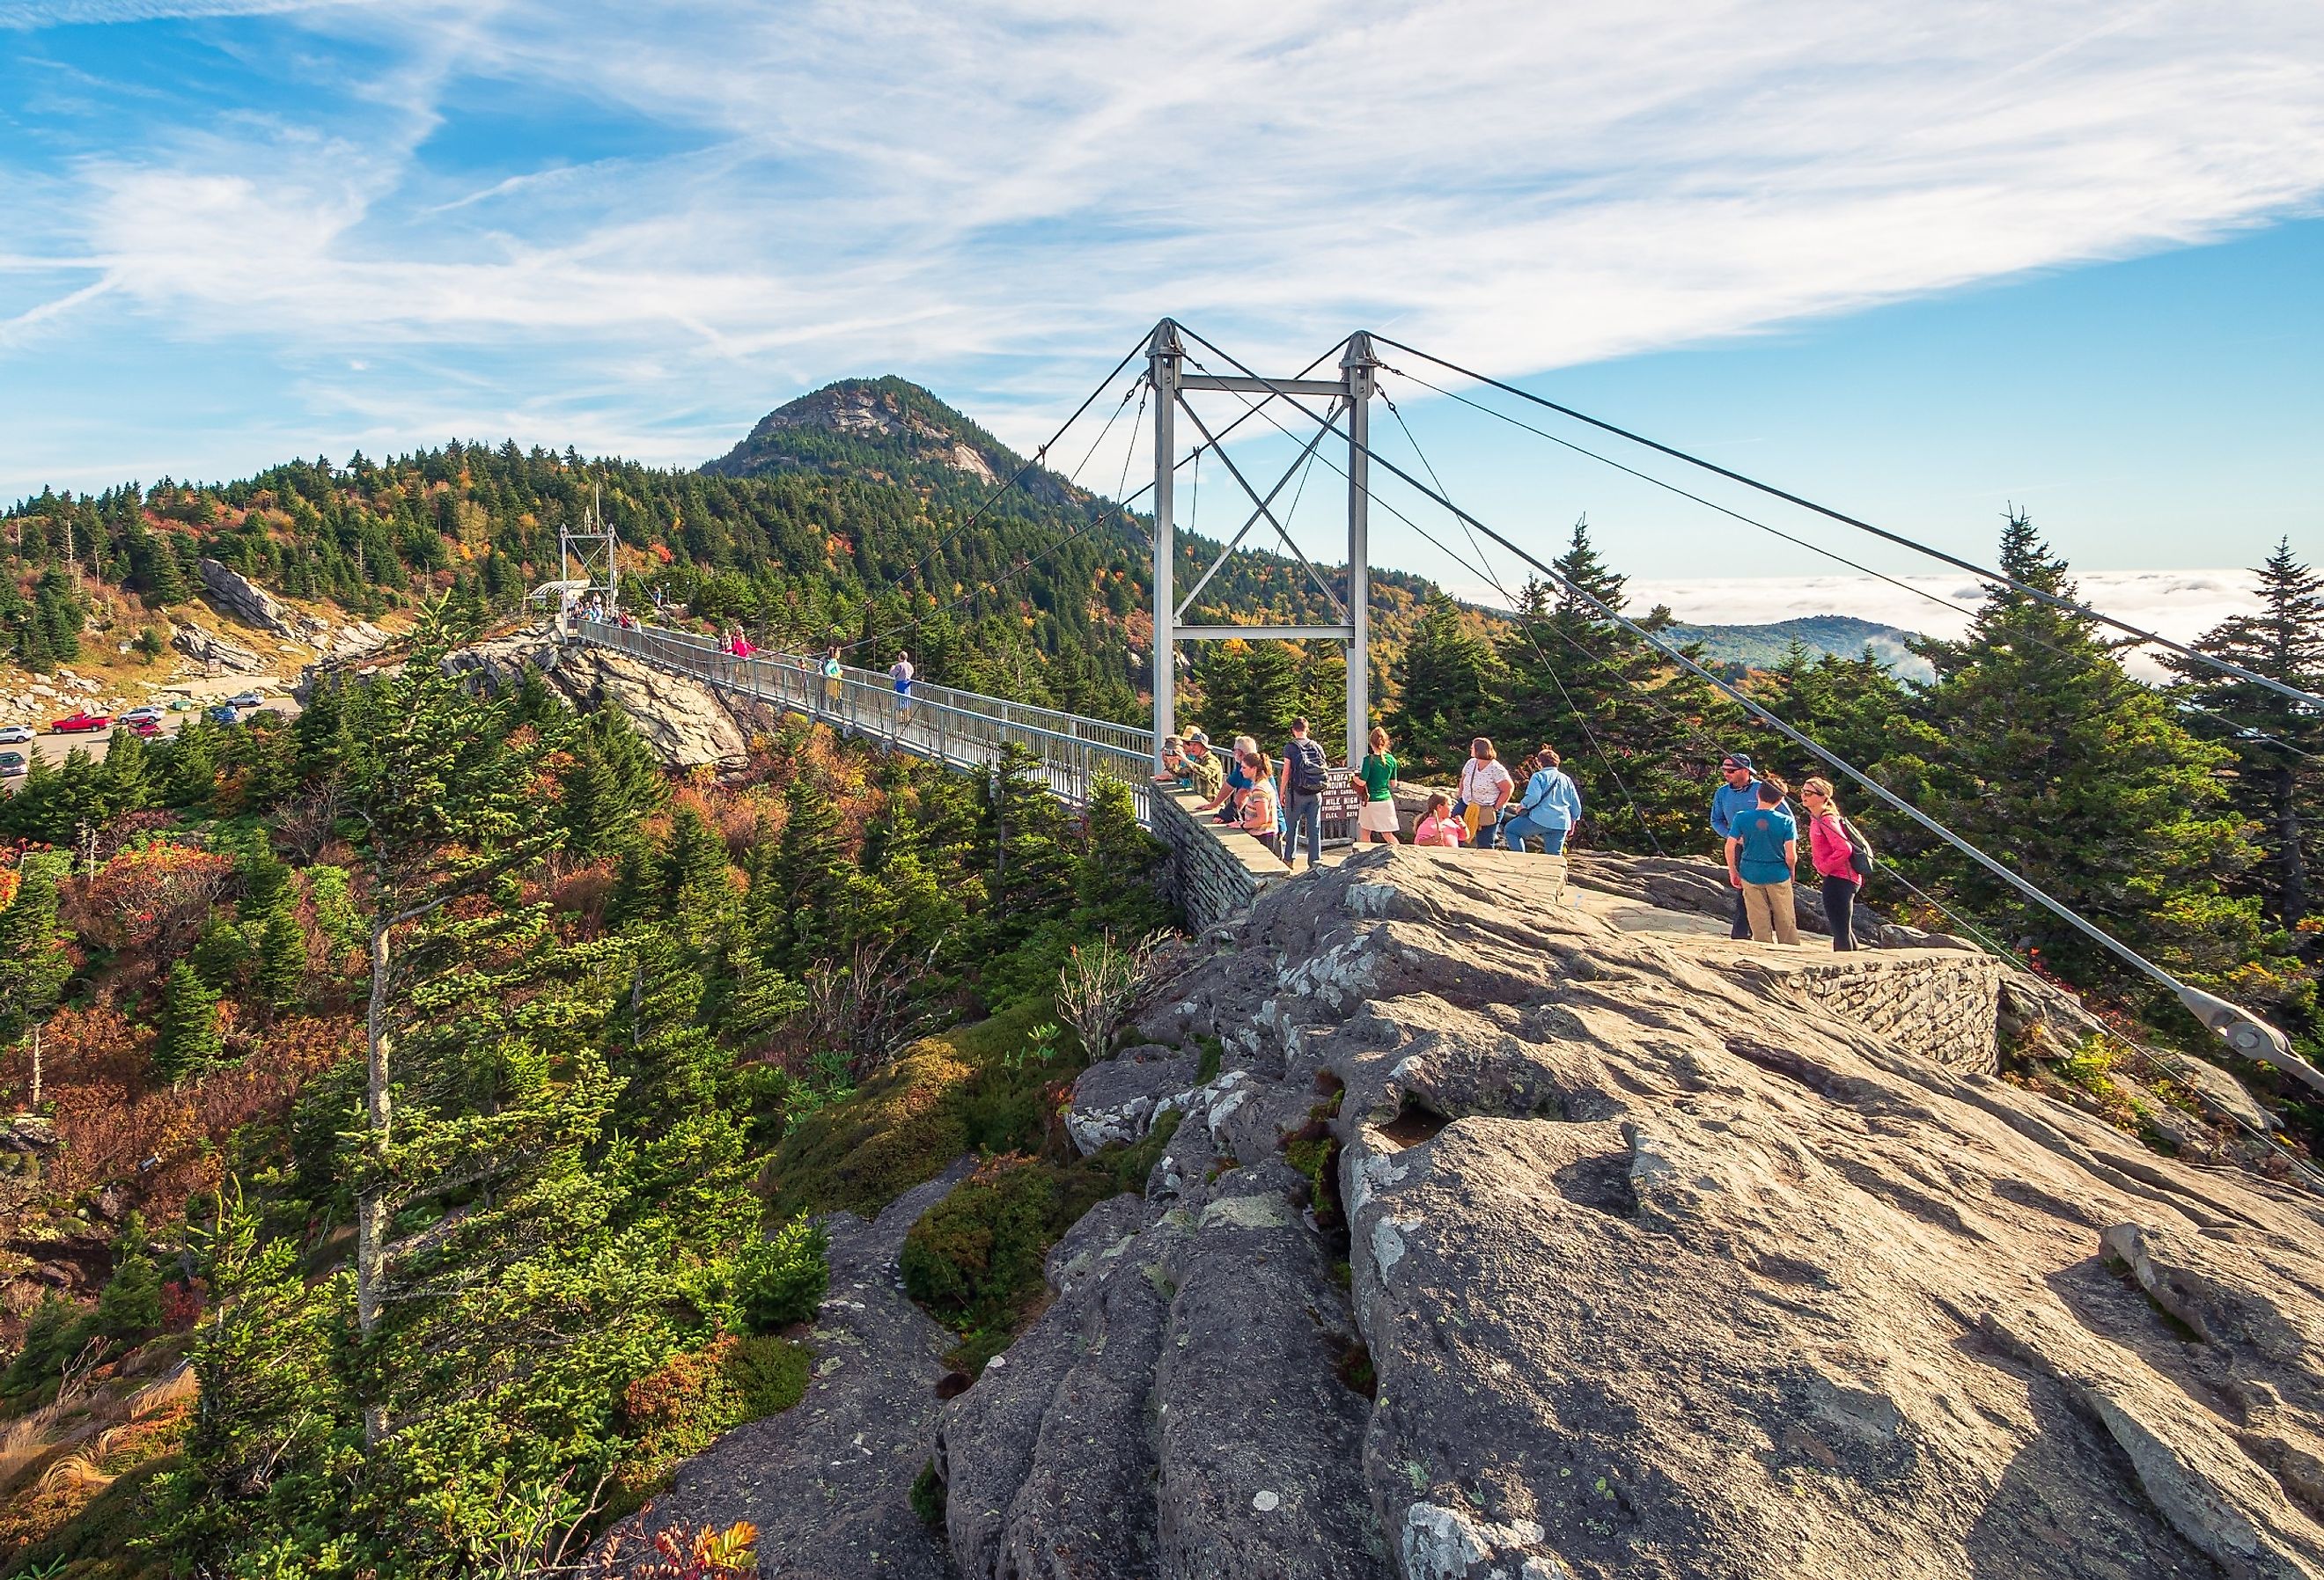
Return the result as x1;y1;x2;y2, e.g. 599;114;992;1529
901;1155;1060;1327
726;1333;809;1417
736;1214;829;1332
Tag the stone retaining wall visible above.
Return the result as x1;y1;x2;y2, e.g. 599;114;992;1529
1150;786;1288;931
1741;950;2009;1074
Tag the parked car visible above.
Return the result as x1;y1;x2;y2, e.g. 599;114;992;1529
0;753;26;778
225;692;265;710
206;704;240;725
121;705;165;724
0;725;30;744
49;712;109;733
124;716;161;738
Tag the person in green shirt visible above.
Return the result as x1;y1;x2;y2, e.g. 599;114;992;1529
1357;725;1401;844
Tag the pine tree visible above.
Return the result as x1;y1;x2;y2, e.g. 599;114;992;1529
256;899;307;1011
766;775;849;972
2164;539;2324;926
0;854;72;1106
1915;512;2262;994
1392;594;1502;776
155;959;224;1083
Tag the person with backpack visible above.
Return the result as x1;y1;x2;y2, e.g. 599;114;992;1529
1278;717;1329;871
1499;744;1584;855
1725;775;1801;945
1800;776;1869;952
1357;726;1401;844
1454;737;1512;851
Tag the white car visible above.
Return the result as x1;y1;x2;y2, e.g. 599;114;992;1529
0;725;31;745
121;705;165;723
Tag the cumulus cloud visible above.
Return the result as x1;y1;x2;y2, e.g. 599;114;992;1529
3;0;2322;485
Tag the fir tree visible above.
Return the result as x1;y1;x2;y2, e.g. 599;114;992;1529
256;899;308;1011
1913;512;2262;995
1392;594;1502;776
2164;538;2324;926
155;959;224;1083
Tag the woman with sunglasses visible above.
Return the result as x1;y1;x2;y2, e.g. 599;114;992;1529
1799;776;1862;952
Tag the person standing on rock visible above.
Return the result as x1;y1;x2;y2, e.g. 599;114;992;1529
1357;726;1401;844
1711;753;1768;940
1800;776;1864;952
1726;775;1802;945
1500;745;1584;855
1455;737;1513;851
1278;717;1329;871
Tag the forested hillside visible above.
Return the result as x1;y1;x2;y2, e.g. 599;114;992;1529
1;377;1449;730
0;602;1174;1575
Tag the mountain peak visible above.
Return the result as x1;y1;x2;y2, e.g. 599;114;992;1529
703;376;1081;506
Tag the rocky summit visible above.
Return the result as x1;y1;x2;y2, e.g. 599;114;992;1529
662;845;2324;1579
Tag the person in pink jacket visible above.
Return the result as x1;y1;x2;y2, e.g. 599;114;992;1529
1800;776;1863;952
1414;791;1465;848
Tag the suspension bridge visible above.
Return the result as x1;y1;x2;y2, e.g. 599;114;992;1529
546;316;2323;1102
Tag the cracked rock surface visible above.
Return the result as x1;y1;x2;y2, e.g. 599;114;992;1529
932;847;2324;1579
602;1165;970;1578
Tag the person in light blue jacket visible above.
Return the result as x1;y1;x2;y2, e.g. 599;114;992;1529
1499;744;1584;855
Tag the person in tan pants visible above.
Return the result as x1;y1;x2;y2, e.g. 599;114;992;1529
1725;776;1801;945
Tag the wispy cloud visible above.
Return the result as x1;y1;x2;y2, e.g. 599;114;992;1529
2;0;2322;494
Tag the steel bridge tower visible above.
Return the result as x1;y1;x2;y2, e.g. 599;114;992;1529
1147;321;1378;769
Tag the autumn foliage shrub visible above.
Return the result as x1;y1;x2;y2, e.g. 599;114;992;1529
66;840;233;957
614;1334;808;1505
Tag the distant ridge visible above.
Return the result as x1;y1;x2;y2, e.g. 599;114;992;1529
1665;613;1931;680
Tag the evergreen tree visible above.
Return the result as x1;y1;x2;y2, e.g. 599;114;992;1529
1912;513;2264;995
766;775;849;972
1392;594;1502;776
256;898;308;1010
2164;539;2324;926
155;959;224;1083
0;853;72;1106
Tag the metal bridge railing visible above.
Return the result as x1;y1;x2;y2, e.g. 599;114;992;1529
572;621;1155;820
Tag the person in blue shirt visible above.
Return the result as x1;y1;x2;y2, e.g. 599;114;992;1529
1499;744;1585;855
1725;776;1801;944
1710;752;1769;939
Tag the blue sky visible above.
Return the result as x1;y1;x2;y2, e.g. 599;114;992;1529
3;0;2321;614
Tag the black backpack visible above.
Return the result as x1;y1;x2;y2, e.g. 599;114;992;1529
1288;737;1327;795
1841;816;1876;878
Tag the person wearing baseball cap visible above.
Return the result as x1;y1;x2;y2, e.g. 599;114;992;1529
1712;753;1764;941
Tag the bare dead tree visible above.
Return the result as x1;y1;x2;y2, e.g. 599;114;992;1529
1055;929;1173;1062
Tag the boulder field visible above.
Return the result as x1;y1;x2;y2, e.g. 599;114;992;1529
667;844;2324;1579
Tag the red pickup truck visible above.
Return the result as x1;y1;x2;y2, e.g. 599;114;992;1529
49;712;111;733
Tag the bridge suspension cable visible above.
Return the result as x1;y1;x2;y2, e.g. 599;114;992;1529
1370;334;2324;713
1377;364;2320;764
1166;318;2321;1091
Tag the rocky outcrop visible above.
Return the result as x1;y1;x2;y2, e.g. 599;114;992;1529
170;621;268;673
925;848;2324;1580
443;628;751;769
603;1167;970;1576
196;558;391;660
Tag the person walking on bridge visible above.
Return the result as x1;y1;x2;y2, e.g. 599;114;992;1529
890;650;915;721
1726;775;1801;945
1278;717;1329;871
1800;776;1864;952
1711;753;1769;940
822;647;844;713
1500;745;1584;855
